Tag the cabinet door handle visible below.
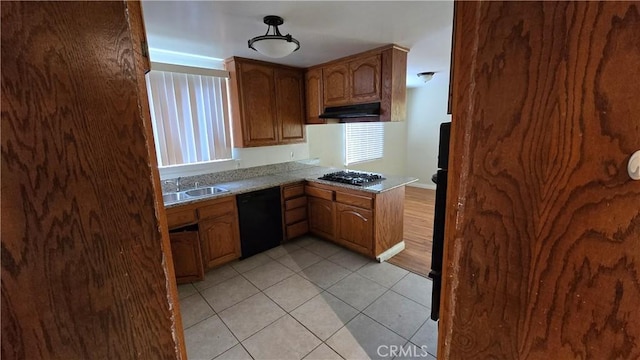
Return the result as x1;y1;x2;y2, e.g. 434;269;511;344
629;150;640;180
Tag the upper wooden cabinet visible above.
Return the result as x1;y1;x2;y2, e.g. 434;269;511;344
323;54;381;107
226;57;306;147
305;68;324;124
307;44;408;123
232;61;278;146
349;54;381;104
275;68;306;143
323;63;350;106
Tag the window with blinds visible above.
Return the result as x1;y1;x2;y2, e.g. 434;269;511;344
344;122;384;165
145;63;232;167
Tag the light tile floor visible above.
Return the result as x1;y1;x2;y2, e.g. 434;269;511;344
178;235;438;360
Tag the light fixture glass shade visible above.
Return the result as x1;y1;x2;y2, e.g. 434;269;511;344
251;38;299;58
248;15;300;58
417;72;435;83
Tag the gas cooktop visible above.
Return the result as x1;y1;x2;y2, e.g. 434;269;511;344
318;171;386;186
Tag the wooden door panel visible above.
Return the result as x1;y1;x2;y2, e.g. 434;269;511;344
335;204;373;255
275;68;305;143
323;63;349;106
305;68;325;124
200;215;240;268
442;2;640;359
349;54;380;103
238;62;277;145
170;231;204;283
308;197;335;240
1;2;184;358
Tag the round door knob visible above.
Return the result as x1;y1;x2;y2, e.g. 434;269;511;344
629;150;640;180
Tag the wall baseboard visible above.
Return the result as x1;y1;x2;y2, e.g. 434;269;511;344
407;182;436;190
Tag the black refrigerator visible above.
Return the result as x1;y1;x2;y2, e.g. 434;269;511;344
428;122;450;321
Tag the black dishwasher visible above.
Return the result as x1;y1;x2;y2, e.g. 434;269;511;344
236;186;283;259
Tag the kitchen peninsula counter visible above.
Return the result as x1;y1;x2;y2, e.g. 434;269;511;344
163;163;417;209
163;162;417;275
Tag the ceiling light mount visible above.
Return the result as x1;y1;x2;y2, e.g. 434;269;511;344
248;15;300;58
417;71;435;83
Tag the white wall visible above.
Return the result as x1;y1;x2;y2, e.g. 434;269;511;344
306;121;407;176
232;143;310;169
405;75;452;189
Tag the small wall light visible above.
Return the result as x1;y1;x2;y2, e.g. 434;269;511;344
417;72;435;83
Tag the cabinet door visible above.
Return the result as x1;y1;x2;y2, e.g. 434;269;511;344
305;68;325;124
275;68;305;143
335;203;373;256
323;63;350;106
170;231;204;283
349;54;381;104
238;62;278;146
200;214;241;269
308;197;335;240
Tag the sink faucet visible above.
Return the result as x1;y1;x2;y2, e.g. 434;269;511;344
176;177;182;192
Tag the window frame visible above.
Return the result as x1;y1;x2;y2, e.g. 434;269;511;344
146;62;232;168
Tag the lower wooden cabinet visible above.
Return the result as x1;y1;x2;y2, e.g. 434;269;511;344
166;195;241;282
335;203;373;256
305;182;404;259
282;182;309;241
308;196;335;240
169;227;204;284
199;213;241;269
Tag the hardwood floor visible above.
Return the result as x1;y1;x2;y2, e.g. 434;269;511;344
388;186;435;277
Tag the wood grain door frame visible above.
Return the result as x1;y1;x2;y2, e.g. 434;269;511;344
441;2;640;359
1;1;185;358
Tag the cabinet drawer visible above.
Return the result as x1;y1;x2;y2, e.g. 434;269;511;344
166;209;197;229
198;198;235;219
283;184;305;199
287;220;309;239
305;186;333;201
285;196;307;210
285;207;307;225
335;191;373;209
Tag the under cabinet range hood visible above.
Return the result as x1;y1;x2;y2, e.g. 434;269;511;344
319;102;380;120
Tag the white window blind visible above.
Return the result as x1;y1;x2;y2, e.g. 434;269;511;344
146;68;232;167
344;122;384;165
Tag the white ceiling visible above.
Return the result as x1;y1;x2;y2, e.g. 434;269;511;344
141;1;454;88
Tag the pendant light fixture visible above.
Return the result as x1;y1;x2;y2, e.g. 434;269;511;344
248;15;300;58
417;72;435;83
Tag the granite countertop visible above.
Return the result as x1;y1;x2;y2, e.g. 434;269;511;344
163;164;418;209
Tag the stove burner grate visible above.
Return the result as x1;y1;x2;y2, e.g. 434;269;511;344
318;171;385;186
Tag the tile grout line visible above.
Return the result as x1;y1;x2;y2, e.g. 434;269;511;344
236;240;353;359
188;270;257;360
182;237;436;359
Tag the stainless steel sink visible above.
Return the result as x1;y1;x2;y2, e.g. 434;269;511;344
162;192;189;204
163;186;229;204
184;186;228;197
